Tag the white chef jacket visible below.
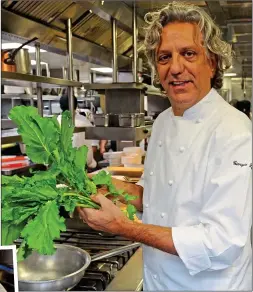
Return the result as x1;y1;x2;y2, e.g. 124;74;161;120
57;112;97;169
0;283;7;292
137;88;252;291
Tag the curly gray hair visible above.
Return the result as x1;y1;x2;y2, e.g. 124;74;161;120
144;1;233;90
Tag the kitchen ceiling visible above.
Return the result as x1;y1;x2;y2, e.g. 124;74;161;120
1;0;252;78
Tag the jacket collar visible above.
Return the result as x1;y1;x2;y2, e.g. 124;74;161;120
170;88;223;121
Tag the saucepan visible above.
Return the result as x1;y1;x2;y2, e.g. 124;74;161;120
2;37;38;71
18;242;141;291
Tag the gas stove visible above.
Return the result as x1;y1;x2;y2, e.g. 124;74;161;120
15;219;143;291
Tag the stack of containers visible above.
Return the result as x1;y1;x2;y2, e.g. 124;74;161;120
121;147;143;167
103;151;123;166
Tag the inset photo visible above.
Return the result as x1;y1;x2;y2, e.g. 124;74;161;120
0;246;18;292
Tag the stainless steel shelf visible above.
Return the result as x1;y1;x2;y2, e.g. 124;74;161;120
1;129;22;144
82;82;146;91
2;126;152;144
84;125;152;141
1;71;83;88
146;90;167;97
145;85;167;97
1;119;17;130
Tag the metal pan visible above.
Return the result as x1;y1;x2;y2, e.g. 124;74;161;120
18;242;140;291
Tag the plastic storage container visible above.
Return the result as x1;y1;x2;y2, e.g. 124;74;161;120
103;151;123;166
121;153;142;166
123;147;143;155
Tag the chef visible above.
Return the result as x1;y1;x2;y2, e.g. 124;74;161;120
78;1;252;290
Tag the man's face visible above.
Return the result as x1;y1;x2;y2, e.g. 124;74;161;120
156;22;216;114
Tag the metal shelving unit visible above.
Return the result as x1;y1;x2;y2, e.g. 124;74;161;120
1;71;83;89
84;125;152;141
82;82;146;91
1;14;153;146
2;125;153;145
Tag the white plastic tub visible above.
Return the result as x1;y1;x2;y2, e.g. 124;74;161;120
121;153;142;165
103;151;123;159
103;151;123;166
123;147;143;155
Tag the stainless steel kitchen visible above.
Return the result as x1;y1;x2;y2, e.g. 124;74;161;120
1;1;252;291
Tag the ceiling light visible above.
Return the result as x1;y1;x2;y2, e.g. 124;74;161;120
28;47;47;53
31;60;48;65
101;0;104;4
1;43;46;53
91;67;113;73
224;73;237;77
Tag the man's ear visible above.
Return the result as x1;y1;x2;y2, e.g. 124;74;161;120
209;54;217;78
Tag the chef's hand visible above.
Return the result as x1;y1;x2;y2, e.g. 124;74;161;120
77;194;130;234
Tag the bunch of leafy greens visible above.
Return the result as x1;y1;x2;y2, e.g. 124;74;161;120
2;106;137;261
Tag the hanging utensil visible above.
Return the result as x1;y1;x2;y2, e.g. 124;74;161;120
2;37;38;66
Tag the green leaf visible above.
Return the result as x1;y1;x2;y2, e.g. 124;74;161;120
92;170;112;186
1;222;26;245
74;145;88;169
9;106;60;164
1;175;24;185
123;193;138;202
49;115;61;134
60;195;79;213
5;185;59;205
59;111;74;155
21;201;66;255
2;206;39;224
126;204;137;221
85;180;97;195
17;240;33;262
108;184;118;194
28;170;58;187
1;186;17;201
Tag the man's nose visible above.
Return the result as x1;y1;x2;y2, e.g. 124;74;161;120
170;55;184;76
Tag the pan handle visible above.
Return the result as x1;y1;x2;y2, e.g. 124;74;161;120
91;242;141;262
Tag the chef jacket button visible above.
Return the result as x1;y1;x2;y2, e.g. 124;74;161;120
150;171;154;176
153;274;157;279
145;203;149;208
158;140;162;147
196;118;202;123
179;146;185;153
168;180;173;186
161;212;165;218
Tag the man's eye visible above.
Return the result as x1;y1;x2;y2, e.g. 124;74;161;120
158;55;170;63
184;51;196;58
